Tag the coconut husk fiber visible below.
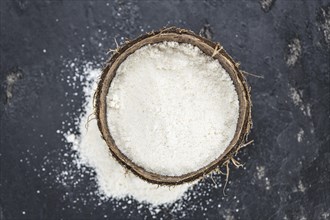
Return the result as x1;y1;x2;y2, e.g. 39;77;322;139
95;27;252;185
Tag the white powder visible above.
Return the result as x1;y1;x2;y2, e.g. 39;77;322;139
67;65;194;205
107;41;239;176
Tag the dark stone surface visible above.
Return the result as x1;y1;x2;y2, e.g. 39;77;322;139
1;0;329;219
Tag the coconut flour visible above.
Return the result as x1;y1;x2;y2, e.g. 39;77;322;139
107;41;239;176
61;40;239;208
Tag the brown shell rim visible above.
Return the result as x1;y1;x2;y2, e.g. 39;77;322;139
95;27;252;185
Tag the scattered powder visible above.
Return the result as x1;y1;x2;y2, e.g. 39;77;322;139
256;166;265;180
265;177;271;190
256;165;271;190
107;41;239;176
298;180;306;193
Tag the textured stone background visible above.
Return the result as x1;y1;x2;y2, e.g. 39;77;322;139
1;0;329;219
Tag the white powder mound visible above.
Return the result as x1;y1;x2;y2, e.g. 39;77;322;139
69;67;194;205
107;41;239;176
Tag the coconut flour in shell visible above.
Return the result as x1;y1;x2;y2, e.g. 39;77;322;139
107;41;239;176
62;40;240;206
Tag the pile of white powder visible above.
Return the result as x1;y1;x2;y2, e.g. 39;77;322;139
107;41;239;176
